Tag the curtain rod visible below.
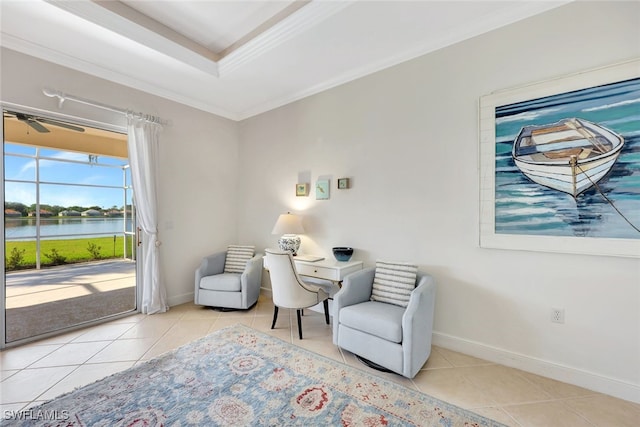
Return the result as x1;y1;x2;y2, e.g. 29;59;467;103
42;88;168;126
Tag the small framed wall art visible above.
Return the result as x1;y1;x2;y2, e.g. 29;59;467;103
296;183;309;197
337;178;350;189
316;180;330;200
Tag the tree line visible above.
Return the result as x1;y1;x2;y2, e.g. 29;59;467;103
4;202;129;217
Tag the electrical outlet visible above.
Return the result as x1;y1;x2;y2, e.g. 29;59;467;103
551;308;565;324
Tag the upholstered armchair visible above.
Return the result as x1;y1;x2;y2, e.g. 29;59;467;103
333;264;436;378
194;246;263;310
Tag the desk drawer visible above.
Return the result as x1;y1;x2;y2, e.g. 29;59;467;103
296;264;338;281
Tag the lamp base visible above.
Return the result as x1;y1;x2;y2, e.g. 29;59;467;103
278;234;301;256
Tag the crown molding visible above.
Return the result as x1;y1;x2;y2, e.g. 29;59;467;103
235;0;572;120
45;0;220;77
44;0;354;79
3;0;572;122
0;33;239;121
218;1;354;76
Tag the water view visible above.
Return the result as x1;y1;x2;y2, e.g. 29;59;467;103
5;217;133;241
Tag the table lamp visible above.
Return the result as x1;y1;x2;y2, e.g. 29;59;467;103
271;212;305;255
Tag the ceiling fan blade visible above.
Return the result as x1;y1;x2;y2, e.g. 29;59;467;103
26;119;50;133
37;118;85;133
15;113;49;133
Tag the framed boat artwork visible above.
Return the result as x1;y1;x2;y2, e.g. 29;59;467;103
479;58;640;257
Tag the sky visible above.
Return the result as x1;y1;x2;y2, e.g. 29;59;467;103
4;143;131;209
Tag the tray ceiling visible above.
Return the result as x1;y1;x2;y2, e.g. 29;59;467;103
0;1;570;121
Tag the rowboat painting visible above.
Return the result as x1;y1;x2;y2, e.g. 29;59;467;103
512;118;625;198
491;74;639;241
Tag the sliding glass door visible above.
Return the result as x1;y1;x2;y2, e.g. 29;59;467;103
2;109;137;345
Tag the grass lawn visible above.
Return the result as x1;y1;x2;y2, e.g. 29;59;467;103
5;236;135;270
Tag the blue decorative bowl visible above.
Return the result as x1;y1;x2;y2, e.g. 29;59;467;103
332;247;354;262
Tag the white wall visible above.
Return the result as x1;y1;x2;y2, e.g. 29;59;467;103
0;48;240;307
238;2;640;402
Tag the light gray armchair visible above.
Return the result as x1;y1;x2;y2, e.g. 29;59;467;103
194;249;263;310
333;267;436;378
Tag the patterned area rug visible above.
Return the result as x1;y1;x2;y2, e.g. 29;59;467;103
5;324;506;426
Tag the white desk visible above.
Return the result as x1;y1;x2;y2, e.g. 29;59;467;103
263;254;363;315
293;258;363;285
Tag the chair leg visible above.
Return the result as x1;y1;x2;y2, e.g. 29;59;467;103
296;309;303;339
271;306;279;329
323;299;330;325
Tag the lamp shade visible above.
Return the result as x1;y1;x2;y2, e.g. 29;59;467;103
271;213;304;235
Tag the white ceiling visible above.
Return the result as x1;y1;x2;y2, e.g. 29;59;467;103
0;0;570;121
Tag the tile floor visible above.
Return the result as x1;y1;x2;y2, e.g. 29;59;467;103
2;294;639;426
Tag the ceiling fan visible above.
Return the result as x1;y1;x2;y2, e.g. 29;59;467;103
3;111;85;133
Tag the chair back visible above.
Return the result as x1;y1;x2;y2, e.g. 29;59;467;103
265;249;319;309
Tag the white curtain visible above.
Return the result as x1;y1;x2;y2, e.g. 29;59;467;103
127;115;168;314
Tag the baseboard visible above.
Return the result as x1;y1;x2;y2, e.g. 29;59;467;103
432;331;640;404
164;292;639;403
260;287;272;296
167;292;193;307
169;288;272;308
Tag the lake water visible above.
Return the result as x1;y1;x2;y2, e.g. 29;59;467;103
4;217;133;241
494;77;640;239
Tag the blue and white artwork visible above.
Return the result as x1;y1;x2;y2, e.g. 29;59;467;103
494;78;640;239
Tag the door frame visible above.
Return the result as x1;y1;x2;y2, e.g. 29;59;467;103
1;103;138;349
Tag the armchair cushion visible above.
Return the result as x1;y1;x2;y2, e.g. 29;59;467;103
223;245;255;273
199;273;241;292
340;301;405;343
370;261;418;307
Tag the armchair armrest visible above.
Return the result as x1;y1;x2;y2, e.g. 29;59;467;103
332;267;375;344
336;267;375;306
194;251;226;294
198;252;226;276
242;253;264;284
240;253;264;307
402;272;436;378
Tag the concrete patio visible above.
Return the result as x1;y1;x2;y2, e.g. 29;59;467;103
5;260;136;342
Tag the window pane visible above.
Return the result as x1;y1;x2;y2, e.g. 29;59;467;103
97;156;127;167
4;154;36;181
39;184;125;238
4;181;35;208
39;149;126;165
5;182;36;240
39;159;124;186
40;184;123;212
4;143;36;156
